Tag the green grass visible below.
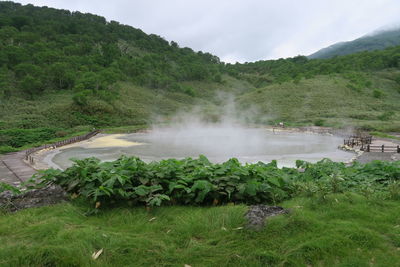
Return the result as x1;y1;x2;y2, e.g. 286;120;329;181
370;131;400;141
238;71;400;130
0;126;93;154
101;125;149;134
1;193;399;266
0;76;246;130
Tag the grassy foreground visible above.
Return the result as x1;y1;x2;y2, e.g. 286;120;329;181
1;194;400;266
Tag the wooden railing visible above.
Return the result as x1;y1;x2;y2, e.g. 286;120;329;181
343;135;372;147
24;130;100;163
362;144;400;153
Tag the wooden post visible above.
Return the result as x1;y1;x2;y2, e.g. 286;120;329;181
382;145;384;153
367;145;370;152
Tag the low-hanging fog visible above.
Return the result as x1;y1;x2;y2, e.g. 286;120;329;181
50;98;353;169
129;112;349;165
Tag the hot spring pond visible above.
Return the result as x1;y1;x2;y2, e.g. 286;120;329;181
46;127;353;169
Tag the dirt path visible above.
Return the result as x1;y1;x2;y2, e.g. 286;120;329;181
356;152;397;164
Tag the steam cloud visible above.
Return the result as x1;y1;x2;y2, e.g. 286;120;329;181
141;96;352;166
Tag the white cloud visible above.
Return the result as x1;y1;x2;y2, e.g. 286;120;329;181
9;0;400;62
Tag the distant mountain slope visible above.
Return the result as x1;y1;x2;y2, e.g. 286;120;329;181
309;28;400;59
0;1;223;100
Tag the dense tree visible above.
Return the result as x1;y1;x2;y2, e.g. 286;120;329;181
0;66;13;98
225;46;400;87
48;62;75;90
0;1;222;99
0;1;399;99
20;74;42;98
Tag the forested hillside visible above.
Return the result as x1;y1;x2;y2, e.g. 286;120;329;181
228;47;400;130
226;46;400;87
0;1;223;98
309;28;400;59
0;1;237;152
1;1;400;153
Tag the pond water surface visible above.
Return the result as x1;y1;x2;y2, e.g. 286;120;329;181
47;127;353;169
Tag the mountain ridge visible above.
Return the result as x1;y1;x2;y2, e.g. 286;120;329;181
309;27;400;59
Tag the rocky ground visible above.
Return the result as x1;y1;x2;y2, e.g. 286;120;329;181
0;185;67;212
356;152;399;164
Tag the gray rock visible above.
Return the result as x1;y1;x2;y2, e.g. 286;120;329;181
245;205;289;230
0;185;67;212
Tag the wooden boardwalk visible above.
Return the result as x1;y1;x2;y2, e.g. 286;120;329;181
0;130;100;187
344;135;400;154
0;159;20;185
0;151;37;186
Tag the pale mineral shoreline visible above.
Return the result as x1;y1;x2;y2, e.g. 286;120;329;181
29;133;145;170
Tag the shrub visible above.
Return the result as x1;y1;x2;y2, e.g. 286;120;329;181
346;83;362;92
31;156;400;212
213;74;222;83
395;75;400;85
372;89;384;98
377;111;394;121
72;90;91;106
182;85;195;96
388;181;400;200
0;145;17;154
0;128;60;148
314;119;325;126
55;130;68;137
359;124;377;131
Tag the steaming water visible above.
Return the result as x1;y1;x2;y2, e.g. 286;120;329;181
48;126;353;169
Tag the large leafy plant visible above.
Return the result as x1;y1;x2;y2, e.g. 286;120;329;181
31;156;400;210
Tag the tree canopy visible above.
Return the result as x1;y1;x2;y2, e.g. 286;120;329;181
0;1;223;99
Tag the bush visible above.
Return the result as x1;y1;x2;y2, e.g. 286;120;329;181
55;130;68;137
349;113;374;120
32;156;400;211
0;145;17;154
0;128;60;148
372;89;384;98
314;119;325;126
395;75;400;85
346;83;362;92
213;74;222;83
377;111;394;121
72;90;91;106
359;124;377;131
182;85;195;96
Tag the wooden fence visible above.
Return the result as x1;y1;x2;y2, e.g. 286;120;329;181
343;135;372;147
25;130;100;164
362;144;400;153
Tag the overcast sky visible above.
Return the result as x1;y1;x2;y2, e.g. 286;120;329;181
10;0;400;63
